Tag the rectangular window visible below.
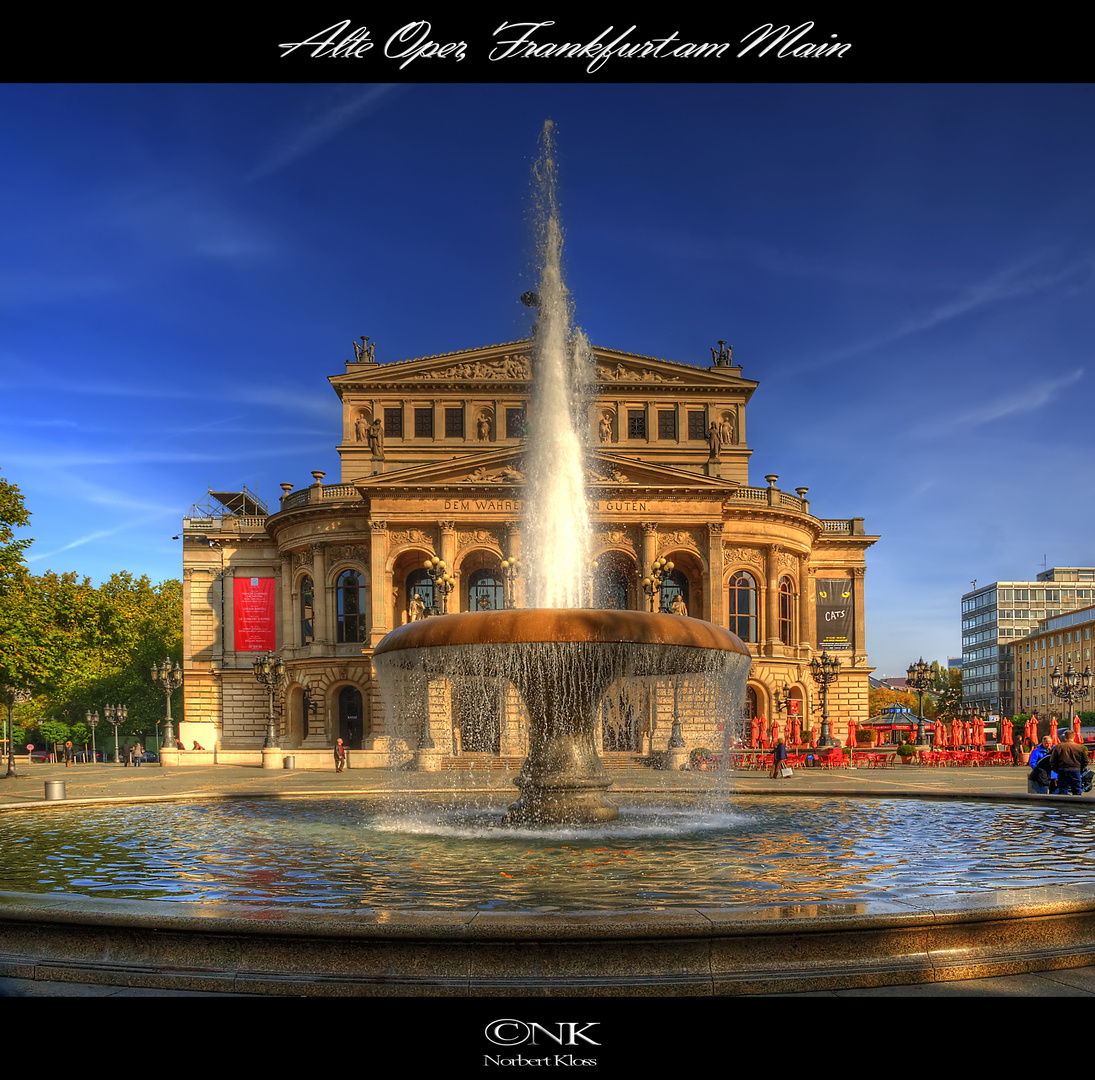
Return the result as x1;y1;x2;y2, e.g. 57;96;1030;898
445;407;465;438
383;408;403;438
688;411;706;440
627;409;647;439
658;410;677;440
506;407;526;438
414;408;434;438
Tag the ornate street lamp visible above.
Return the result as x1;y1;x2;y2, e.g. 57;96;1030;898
151;659;183;749
501;556;522;609
809;650;842;747
84;708;100;764
905;656;934;745
641;557;674;613
2;687;31;779
102;704;127;764
252;652;287;749
1050;662;1093;730
423;556;456;615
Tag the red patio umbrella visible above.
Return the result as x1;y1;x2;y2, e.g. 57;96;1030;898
757;714;769;748
934;720;947;746
770;719;781;744
790;717;802;745
999;720;1012;746
950;718;960;747
749;718;759;748
1073;716;1082;742
1049;721;1059;746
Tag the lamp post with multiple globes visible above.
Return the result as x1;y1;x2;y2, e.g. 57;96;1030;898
809;650;842;747
641;557;674;613
423;556;456;616
151;659;182;749
905;657;934;746
252;653;287;749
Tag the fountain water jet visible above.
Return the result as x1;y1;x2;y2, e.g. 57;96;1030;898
373;122;752;825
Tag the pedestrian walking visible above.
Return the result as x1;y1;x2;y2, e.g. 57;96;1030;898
63;740;74;767
769;737;789;779
334;738;347;773
133;741;143;767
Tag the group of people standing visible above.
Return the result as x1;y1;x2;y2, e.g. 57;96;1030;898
1028;732;1094;796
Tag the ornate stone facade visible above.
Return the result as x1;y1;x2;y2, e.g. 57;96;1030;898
179;339;877;765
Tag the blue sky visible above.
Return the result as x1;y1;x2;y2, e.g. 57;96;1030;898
3;83;1093;675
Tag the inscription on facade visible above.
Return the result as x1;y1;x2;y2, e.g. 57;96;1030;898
600;501;648;512
443;499;522;512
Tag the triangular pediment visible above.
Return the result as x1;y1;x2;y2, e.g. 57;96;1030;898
331;341;756;395
354;447;739;494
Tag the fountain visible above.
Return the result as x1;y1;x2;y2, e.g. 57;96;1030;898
373;609;750;826
372;121;751;826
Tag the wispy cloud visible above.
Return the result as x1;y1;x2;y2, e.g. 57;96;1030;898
913;369;1085;436
248;84;405;181
27;515;165;563
780;247;1095;377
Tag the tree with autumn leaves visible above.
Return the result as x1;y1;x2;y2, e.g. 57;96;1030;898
0;469;181;754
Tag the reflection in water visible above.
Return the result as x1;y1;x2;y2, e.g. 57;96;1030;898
0;797;1092;912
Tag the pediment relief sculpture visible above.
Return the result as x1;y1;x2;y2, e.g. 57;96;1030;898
464;465;526;483
595;363;680;384
405;355;531;382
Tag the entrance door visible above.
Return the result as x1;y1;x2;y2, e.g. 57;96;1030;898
339;686;363;749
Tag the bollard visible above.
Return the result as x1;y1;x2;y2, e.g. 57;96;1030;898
44;780;66;801
283;755;296;770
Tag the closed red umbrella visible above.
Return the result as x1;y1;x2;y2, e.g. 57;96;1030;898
950;718;960;747
770;719;781;744
934;720;946;746
757;714;768;748
749;717;759;748
1073;715;1082;742
1049;721;1059;746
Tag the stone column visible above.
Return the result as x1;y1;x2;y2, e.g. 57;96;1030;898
765;545;782;655
369;521;389;647
805;566;818;656
222;567;236;668
507;522;525;608
852;566;867;665
798;556;811;659
279;555;293;653
707;522;725;626
312;544;328;647
440;520;458;612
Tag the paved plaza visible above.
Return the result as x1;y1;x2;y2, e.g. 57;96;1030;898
1;759;1094;997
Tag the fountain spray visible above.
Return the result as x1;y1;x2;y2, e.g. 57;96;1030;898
522;120;595;609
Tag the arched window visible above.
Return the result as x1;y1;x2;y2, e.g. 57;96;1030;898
468;569;504;611
406;568;435;616
336;569;366;643
299;575;314;645
728;571;757;642
779;576;796;645
593;567;630;610
660;569;689;614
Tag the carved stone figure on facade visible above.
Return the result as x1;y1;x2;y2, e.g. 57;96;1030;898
707;422;722;459
368;419;385;459
599;413;613;443
670;594;688;617
477;414;492;441
355;413;369;443
352;336;376;363
408;593;426;622
719;414;735;447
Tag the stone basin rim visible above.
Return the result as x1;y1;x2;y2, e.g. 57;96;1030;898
373;609;749;655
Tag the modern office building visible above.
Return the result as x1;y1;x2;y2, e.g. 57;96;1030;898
961;568;1095;716
1010;603;1095;717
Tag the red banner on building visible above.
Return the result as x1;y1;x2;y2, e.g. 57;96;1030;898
234;577;276;652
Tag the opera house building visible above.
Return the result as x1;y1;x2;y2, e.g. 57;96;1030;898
177;338;877;767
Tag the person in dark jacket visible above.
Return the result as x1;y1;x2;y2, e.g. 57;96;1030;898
1028;736;1054;793
334;738;347;773
1048;731;1089;796
770;737;788;779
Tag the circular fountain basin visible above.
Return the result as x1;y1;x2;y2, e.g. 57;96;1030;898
1;792;1095;995
374;608;750;657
